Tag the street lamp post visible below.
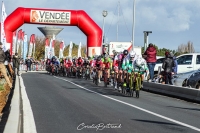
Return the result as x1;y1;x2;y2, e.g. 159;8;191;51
102;10;108;45
143;31;152;51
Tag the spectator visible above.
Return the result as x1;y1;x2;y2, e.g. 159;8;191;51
144;43;157;82
162;51;175;85
0;42;12;88
26;57;32;72
4;49;12;76
13;53;20;76
170;53;178;74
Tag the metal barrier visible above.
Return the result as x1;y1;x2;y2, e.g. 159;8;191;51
143;81;200;103
4;75;21;133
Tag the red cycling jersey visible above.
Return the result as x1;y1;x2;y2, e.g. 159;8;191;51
65;60;72;68
95;60;103;68
76;59;83;67
103;61;110;69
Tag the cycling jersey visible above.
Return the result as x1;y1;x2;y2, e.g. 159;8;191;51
65;60;72;68
95;60;103;68
102;58;112;69
51;60;59;66
77;58;83;67
133;60;148;74
122;54;130;70
83;61;90;67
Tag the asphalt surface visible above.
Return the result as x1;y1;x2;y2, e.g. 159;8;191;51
22;72;200;133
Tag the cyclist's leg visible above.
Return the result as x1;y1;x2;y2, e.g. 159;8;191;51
98;68;101;83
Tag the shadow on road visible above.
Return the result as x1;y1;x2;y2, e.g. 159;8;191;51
132;119;183;127
167;106;200;112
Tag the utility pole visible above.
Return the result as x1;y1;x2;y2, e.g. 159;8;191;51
132;0;136;51
117;1;120;41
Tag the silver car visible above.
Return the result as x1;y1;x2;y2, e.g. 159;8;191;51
173;70;198;87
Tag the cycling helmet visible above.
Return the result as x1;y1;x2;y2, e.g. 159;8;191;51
112;50;117;55
97;56;101;61
135;57;145;67
123;50;128;55
130;51;136;58
104;54;109;59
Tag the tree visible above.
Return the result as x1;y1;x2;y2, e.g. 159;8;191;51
177;41;195;54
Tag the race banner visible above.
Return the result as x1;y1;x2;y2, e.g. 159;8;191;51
77;42;82;57
20;31;25;58
16;29;22;54
28;34;34;57
12;31;17;55
1;1;7;51
59;41;64;58
68;41;73;57
23;34;28;60
30;10;71;24
45;38;49;59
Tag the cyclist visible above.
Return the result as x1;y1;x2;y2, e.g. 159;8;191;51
133;56;148;90
121;50;130;89
94;56;103;83
122;51;136;92
102;54;112;85
50;56;59;75
82;57;90;77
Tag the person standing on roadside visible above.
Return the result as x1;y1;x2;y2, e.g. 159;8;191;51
4;49;12;76
26;57;32;72
13;53;20;76
143;43;157;82
170;52;178;75
0;42;12;88
162;51;175;85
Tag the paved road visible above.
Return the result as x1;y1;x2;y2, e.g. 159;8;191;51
22;72;200;133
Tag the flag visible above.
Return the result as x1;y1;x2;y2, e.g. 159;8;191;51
48;38;53;59
28;34;34;57
78;42;82;57
59;41;65;58
23;34;28;60
20;31;24;58
32;34;36;58
16;29;22;54
52;34;55;57
12;31;17;55
1;1;7;51
68;41;73;57
45;38;49;59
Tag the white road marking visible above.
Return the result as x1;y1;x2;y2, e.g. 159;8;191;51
55;76;200;132
19;76;37;133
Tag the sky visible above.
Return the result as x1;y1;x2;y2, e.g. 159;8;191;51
3;0;200;52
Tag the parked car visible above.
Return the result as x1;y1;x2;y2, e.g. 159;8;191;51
154;53;200;74
173;70;200;89
154;57;165;74
186;70;200;89
176;53;200;73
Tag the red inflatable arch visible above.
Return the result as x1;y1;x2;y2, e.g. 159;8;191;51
4;7;102;57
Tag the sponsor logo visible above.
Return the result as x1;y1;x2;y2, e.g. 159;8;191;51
30;10;71;24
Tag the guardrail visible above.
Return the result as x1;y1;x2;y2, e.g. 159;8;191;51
3;75;21;133
143;81;200;103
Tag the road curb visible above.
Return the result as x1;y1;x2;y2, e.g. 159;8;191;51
3;76;21;133
143;82;200;103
